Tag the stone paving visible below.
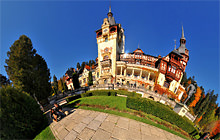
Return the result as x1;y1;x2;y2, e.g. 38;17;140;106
50;109;186;140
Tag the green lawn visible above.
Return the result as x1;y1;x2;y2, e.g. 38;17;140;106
34;126;55;140
65;96;190;139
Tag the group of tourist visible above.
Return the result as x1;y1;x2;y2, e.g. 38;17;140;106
50;103;65;122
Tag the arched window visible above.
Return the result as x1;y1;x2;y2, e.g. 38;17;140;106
104;55;109;60
97;31;102;37
105;37;108;42
110;27;116;33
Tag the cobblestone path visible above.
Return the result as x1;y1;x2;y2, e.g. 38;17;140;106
50;109;185;140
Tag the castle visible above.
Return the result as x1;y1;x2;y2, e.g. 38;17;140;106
78;7;189;101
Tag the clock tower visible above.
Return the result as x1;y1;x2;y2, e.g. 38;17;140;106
95;6;125;84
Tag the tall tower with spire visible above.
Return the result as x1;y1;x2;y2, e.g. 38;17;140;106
95;6;125;84
177;25;189;71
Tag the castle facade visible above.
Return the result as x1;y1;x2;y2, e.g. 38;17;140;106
79;7;189;100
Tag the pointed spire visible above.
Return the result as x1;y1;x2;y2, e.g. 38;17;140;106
138;43;140;49
181;25;185;39
174;39;176;50
109;5;111;13
107;3;113;17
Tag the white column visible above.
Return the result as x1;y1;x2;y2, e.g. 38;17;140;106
124;69;127;76
132;69;134;77
140;70;142;79
120;66;122;75
148;72;150;81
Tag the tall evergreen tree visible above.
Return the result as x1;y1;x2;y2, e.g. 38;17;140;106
5;35;36;94
88;71;93;86
181;72;187;87
58;78;64;92
5;35;51;101
72;73;80;89
53;75;58;94
77;62;81;70
194;86;205;113
33;54;51;100
89;60;92;67
0;74;10;87
196;92;210;118
81;62;85;70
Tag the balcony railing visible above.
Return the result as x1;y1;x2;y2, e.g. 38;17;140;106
100;59;111;67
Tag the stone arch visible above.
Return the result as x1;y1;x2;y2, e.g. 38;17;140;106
148;96;154;100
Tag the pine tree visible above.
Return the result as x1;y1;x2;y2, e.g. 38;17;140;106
88;71;93;86
5;35;51;101
181;72;187;86
5;35;36;94
0;74;10;87
77;62;81;70
62;77;68;92
89;60;92;67
72;73;80;89
33;54;51;100
58;78;64;92
53;75;58;94
196;92;210;118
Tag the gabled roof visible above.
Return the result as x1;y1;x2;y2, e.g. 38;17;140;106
85;65;90;70
170;49;183;58
133;48;144;54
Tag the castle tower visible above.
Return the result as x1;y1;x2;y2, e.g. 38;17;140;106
95;6;125;84
177;25;189;71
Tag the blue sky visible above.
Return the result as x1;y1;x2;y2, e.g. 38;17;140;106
1;1;219;103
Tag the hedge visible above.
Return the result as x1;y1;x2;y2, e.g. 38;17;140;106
66;94;82;103
115;90;142;97
126;97;199;135
81;90;117;97
0;86;48;139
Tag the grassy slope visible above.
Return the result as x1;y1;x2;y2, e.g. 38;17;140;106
34;126;55;140
65;96;190;140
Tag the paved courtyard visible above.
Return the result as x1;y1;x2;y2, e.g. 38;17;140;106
50;109;185;140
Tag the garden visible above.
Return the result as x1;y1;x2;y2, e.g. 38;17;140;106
60;90;200;139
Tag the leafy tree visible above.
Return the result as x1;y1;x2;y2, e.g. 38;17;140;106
53;75;58;94
0;74;10;87
189;86;202;107
0;85;47;139
5;35;51;101
88;71;93;86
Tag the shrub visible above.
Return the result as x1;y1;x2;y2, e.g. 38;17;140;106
0;86;48;139
66;94;81;103
81;90;116;97
126;97;199;135
116;90;142;97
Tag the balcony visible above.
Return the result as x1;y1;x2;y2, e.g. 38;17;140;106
100;59;111;67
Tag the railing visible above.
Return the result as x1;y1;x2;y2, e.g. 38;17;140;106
185;112;196;122
100;59;111;67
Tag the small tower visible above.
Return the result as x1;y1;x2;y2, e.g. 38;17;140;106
95;6;125;84
177;25;189;71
